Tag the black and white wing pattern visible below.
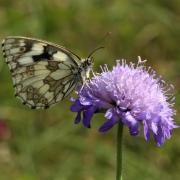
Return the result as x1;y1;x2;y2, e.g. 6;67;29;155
1;36;81;109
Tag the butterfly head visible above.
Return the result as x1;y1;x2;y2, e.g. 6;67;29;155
84;57;94;68
80;57;94;80
83;46;104;68
80;47;104;82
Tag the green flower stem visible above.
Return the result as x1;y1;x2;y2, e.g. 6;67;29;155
116;122;123;180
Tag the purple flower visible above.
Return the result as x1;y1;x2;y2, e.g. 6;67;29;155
70;57;178;146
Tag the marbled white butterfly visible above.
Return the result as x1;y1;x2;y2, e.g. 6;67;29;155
1;36;103;109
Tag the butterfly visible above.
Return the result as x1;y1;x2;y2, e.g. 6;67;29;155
1;36;103;109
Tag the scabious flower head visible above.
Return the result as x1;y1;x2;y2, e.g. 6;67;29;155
70;57;178;146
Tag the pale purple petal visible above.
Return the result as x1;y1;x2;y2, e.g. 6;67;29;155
144;121;150;141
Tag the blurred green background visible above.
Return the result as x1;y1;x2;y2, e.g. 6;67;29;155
0;0;179;179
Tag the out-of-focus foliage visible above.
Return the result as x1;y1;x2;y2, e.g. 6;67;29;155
0;0;179;179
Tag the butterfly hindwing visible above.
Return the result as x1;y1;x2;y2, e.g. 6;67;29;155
2;36;80;109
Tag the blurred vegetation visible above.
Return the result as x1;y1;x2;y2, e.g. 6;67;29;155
0;0;179;179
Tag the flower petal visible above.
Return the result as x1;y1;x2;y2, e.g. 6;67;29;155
121;112;139;135
70;100;84;112
79;96;92;106
75;112;81;124
104;108;113;119
154;127;165;146
99;110;119;132
83;106;97;128
99;119;118;132
144;121;150;141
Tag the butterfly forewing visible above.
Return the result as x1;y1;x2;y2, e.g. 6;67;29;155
2;36;81;109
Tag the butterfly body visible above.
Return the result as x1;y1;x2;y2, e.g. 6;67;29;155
1;36;93;109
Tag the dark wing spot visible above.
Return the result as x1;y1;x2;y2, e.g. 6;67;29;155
32;45;57;61
23;40;33;53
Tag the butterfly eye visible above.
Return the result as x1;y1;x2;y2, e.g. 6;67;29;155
87;58;93;65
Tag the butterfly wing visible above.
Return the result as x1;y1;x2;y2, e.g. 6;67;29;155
2;36;81;109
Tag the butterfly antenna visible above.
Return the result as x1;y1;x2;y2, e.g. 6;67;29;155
87;32;111;58
95;31;112;48
87;46;105;58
